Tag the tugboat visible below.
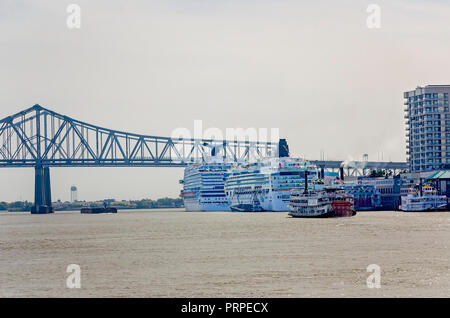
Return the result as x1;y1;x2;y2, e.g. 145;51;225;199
289;172;356;218
81;201;117;214
399;180;447;212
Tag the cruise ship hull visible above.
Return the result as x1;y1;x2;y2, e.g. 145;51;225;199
184;197;230;212
230;204;261;212
259;190;290;211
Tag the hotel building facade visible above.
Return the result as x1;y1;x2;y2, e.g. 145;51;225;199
404;85;450;172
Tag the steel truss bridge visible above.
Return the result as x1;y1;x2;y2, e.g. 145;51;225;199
0;105;407;213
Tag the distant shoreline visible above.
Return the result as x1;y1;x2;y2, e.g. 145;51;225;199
0;198;184;212
4;206;185;213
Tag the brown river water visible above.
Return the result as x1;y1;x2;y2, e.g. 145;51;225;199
0;209;449;297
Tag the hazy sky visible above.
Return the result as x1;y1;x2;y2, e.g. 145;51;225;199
1;0;449;202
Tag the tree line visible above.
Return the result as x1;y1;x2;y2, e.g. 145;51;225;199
0;197;184;211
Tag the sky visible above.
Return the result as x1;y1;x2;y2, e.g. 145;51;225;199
0;0;449;202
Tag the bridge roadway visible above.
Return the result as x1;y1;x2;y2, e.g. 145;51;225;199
310;160;407;176
0;105;407;213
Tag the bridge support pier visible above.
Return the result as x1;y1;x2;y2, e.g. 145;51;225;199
31;166;54;214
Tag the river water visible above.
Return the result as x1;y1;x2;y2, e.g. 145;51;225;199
0;209;449;297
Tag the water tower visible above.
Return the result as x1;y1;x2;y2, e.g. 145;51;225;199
70;186;78;203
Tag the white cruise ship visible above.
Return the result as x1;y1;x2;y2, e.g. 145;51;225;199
180;157;233;211
225;157;319;212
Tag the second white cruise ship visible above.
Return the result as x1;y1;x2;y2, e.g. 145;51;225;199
224;157;319;212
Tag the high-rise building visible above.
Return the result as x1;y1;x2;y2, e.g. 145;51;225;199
404;85;450;172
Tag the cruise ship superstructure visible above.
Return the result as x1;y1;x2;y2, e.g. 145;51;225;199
225;157;319;212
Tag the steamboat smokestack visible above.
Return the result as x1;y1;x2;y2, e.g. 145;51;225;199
339;167;344;181
419;178;423;196
304;170;308;194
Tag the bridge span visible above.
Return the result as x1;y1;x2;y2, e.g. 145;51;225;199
0;105;406;213
310;160;407;177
